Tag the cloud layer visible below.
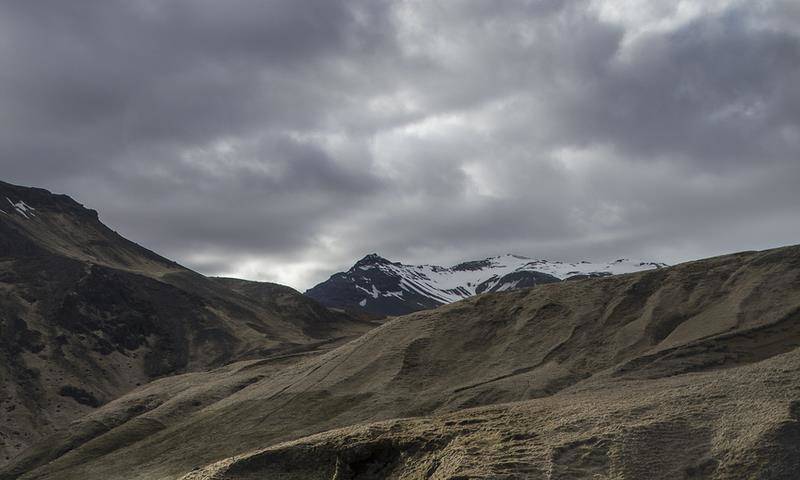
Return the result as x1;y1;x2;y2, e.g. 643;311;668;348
2;0;799;289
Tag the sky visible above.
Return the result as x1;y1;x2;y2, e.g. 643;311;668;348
1;0;799;290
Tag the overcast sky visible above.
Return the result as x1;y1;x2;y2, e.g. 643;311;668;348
2;0;799;290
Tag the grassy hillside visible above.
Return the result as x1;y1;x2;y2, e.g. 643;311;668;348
6;244;799;479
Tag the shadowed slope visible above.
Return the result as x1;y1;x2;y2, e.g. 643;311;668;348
0;181;374;464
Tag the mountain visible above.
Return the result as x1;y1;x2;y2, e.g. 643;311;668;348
5;244;800;479
306;253;667;316
0;180;376;464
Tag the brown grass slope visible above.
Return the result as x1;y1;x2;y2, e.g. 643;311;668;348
4;243;800;479
0;181;374;464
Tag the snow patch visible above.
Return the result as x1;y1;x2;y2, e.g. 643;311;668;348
6;198;36;219
382;290;404;298
495;280;521;292
355;284;381;298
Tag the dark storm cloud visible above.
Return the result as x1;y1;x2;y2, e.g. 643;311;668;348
1;0;798;288
0;0;394;170
560;10;800;167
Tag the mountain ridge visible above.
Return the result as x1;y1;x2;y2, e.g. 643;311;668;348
306;252;667;316
0;180;374;464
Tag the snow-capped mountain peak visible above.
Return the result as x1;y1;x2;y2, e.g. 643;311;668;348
306;253;667;317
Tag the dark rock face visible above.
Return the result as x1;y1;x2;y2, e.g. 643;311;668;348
57;386;100;408
452;259;494;271
52;265;206;376
1;317;45;355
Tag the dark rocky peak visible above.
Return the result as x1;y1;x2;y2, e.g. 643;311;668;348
452;258;493;271
0;180;98;220
352;253;395;269
0;179;179;273
453;254;531;271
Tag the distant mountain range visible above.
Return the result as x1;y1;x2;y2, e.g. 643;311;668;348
305;253;667;316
